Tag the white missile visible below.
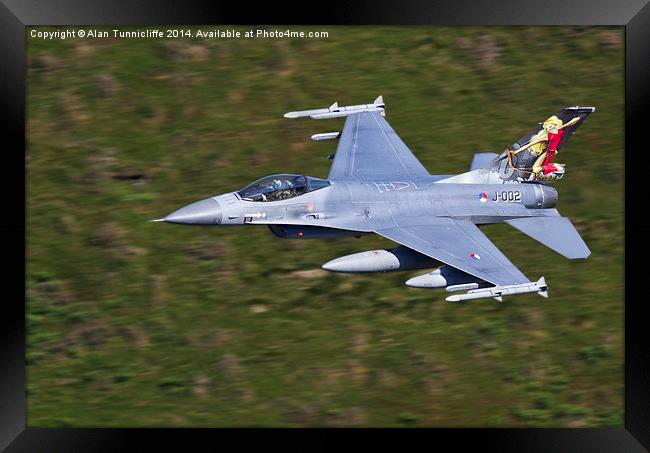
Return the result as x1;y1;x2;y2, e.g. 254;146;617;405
284;102;338;119
309;106;384;119
311;132;340;141
284;96;385;119
445;277;548;302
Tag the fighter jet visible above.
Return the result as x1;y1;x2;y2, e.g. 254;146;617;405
156;96;594;302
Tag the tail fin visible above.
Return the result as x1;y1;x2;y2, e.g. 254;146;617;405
502;106;596;182
470;152;499;171
439;106;595;185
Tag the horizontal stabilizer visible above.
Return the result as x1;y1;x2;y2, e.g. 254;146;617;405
470;152;499;171
505;216;590;259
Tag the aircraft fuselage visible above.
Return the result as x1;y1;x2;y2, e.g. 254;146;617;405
162;176;559;238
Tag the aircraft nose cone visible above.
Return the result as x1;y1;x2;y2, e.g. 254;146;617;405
164;198;222;225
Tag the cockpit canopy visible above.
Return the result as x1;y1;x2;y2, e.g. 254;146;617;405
237;174;331;202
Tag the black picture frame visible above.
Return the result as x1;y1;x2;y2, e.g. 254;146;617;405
3;0;648;450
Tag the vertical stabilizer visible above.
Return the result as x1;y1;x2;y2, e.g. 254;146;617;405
438;106;595;185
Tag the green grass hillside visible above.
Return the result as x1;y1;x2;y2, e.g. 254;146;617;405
26;26;623;427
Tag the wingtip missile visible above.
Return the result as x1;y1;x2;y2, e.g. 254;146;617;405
284;97;386;120
309;107;384;119
311;132;341;141
284;109;326;119
567;105;596;112
536;276;548;298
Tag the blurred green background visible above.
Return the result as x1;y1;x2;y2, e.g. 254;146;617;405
26;26;623;427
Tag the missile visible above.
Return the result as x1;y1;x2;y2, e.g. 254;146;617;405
311;132;340;141
567;105;596;112
445;277;548;302
284;96;385;120
322;245;440;273
284;102;338;119
309;107;384;119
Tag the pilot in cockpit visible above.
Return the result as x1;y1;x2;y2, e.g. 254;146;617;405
237;174;329;202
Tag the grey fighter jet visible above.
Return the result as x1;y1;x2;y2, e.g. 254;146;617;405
156;96;594;302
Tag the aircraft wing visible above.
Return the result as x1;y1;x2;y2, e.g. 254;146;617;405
375;218;530;286
328;111;430;180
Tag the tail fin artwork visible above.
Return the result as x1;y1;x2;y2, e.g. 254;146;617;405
440;106;596;185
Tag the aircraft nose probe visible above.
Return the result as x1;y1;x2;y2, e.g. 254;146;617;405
153;198;222;225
